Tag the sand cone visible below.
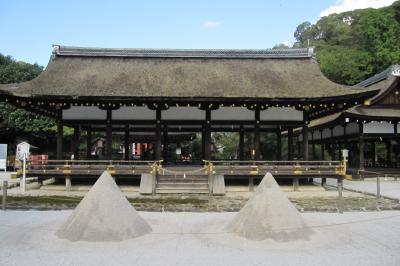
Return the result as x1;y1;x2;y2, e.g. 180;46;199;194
56;171;151;242
226;172;312;241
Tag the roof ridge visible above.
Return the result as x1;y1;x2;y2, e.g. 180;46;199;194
52;45;313;59
355;64;400;87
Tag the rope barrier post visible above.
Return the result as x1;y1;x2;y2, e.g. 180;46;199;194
321;177;326;187
248;176;254;192
376;175;381;199
2;180;7;211
338;178;343;214
208;162;214;195
293;178;299;192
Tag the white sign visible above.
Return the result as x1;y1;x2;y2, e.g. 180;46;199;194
0;144;7;171
16;142;30;161
176;148;181;155
0;160;6;171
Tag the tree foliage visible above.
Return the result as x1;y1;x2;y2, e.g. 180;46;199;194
293;1;400;85
0;53;55;132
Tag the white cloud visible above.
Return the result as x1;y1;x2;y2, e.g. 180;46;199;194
203;21;221;28
320;0;396;17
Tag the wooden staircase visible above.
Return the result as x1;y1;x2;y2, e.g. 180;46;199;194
156;174;210;194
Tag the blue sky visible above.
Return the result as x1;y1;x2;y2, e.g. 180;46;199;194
0;0;395;66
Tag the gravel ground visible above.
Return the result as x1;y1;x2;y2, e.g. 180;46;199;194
0;210;400;266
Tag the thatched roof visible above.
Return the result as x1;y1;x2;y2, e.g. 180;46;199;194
0;45;380;99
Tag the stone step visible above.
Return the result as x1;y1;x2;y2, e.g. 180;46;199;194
157;177;208;183
156;188;210;194
156;183;209;189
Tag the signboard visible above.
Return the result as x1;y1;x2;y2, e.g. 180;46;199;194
0;144;7;171
176;148;181;155
16;142;30;161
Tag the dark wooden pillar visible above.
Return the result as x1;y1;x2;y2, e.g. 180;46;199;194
124;125;130;160
204;108;211;160
359;122;365;170
239;125;245;161
320;129;325;160
297;137;301;159
371;141;376;167
163;127;168;161
56;116;63;160
302;125;309;161
155;109;162;160
288;127;294;160
106;109;112;160
386;139;392;167
330;127;335;160
276;128;282;161
86;129;92;159
394;121;399;167
311;131;316;160
254;109;260;160
72;126;80;160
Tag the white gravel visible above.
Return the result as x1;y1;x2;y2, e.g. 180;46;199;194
1;210;400;266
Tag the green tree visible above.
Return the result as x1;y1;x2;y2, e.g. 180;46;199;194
294;1;400;84
0;53;55;132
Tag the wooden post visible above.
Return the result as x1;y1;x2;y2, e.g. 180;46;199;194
73;126;80;160
288;127;294;160
65;176;71;191
330;127;335;160
86;129;92;159
293;178;299;192
338;178;343;213
155;109;162;160
106;109;112;160
302;125;309;160
385;139;392;167
204;108;211;160
249;176;254;192
2;180;7;211
359;122;365;171
376;175;381;198
276;129;282;161
320;129;325;160
56;116;63;160
163;127;168;161
124;125;130;160
254;109;260;160
371;141;376;167
239;126;244;161
311;131;316;160
394;121;399;167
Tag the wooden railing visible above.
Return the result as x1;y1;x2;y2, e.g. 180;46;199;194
203;160;346;177
26;160;162;176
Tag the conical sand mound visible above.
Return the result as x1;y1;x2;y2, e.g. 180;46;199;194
56;171;152;242
226;172;312;241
